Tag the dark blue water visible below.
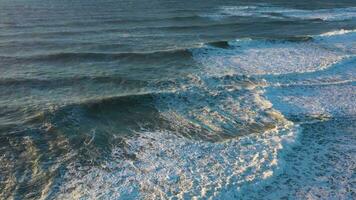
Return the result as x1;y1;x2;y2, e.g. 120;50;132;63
0;0;355;199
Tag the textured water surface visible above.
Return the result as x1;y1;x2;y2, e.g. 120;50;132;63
0;0;355;199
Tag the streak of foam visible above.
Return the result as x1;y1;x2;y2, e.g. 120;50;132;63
319;29;356;37
280;7;356;21
316;29;356;54
247;29;356;123
211;5;356;21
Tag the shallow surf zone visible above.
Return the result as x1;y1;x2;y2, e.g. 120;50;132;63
45;58;300;199
53;51;302;199
57;125;298;200
54;29;355;199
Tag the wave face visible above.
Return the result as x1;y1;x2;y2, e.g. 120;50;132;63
0;0;356;199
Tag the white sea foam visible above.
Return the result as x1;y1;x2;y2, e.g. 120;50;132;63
55;52;301;200
266;83;356;119
216;5;292;20
261;46;356;119
192;29;356;76
263;56;356;89
236;117;356;200
192;40;344;76
246;32;356;199
316;29;356;54
319;29;356;36
54;57;301;199
154;75;285;138
55;28;355;199
57;125;298;199
281;7;356;21
213;5;356;21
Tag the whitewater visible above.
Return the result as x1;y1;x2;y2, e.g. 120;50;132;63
0;1;355;199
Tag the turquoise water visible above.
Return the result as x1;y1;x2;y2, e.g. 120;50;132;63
0;0;355;199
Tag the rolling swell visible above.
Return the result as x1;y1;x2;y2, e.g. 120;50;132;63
0;76;149;88
12;72;283;144
0;92;168;192
0;0;355;197
0;49;194;63
205;36;314;49
52;73;297;199
0;15;207;29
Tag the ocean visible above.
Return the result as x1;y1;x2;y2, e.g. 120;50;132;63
0;0;355;199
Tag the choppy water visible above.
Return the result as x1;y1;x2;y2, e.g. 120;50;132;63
0;0;355;199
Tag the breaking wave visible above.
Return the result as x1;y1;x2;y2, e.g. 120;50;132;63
205;5;356;22
2;28;355;200
44;29;356;199
192;29;356;76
